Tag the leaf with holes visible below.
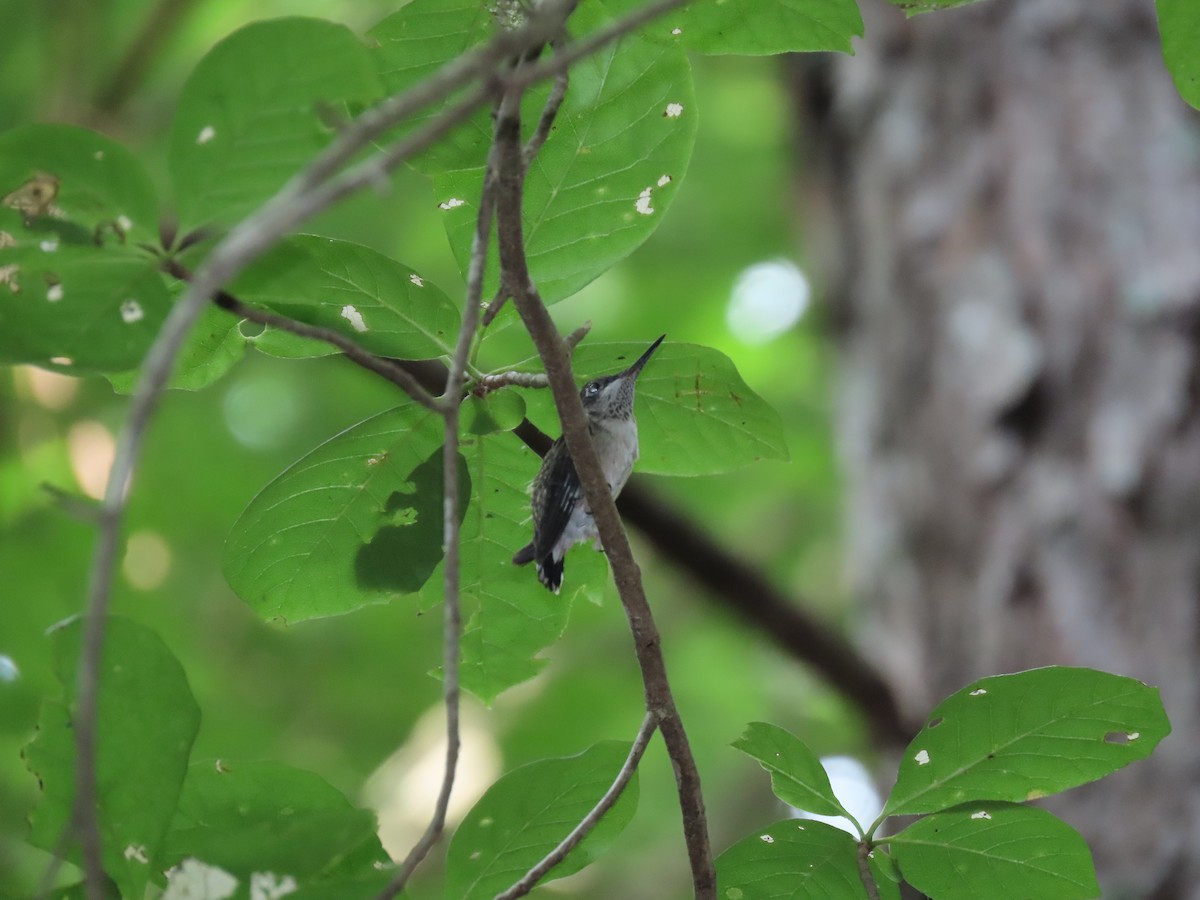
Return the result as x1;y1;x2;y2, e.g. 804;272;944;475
25;617;200;900
717;820;896;900
0;123;159;246
1159;0;1200;111
432;0;697;304
0;240;173;371
445;741;638;899
169;17;381;233
230;235;459;360
419;427;606;703
883;667;1171;817
733;722;849;819
890;803;1099;900
161;760;386;885
223;401;455;622
519;341;788;476
606;0;864;55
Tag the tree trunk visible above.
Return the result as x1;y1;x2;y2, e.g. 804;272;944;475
794;0;1200;895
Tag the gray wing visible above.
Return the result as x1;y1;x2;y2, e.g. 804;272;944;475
534;438;583;560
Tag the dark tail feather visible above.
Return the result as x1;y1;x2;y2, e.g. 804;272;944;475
512;543;536;566
536;555;564;594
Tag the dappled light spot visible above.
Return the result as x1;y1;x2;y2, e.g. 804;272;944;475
68;419;115;500
123;530;172;591
726;259;809;344
23;365;78;410
0;655;18;683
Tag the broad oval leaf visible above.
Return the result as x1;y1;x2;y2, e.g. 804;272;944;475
169;17;381;233
419;428;604;702
25;616;201;900
445;741;639;899
717;819;881;900
161;760;386;883
890;803;1100;900
1159;0;1200;111
519;341;788;475
733;722;847;819
431;0;697;303
884;667;1171;817
230;235;459;359
0;123;159;245
606;0;864;56
0;241;172;371
223;401;451;622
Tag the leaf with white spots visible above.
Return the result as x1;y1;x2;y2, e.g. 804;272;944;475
890;803;1099;900
223;401;452;621
25;617;201;900
161;760;386;885
884;667;1171;817
230;235;459;360
169;18;381;233
0;237;173;371
519;341;788;476
606;0;864;55
432;0;697;303
445;742;638;900
0;123;160;246
717;820;893;900
732;722;849;819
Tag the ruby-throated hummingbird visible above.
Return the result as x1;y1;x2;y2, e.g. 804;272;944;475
512;335;665;592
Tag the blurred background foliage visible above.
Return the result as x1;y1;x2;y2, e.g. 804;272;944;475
0;1;860;896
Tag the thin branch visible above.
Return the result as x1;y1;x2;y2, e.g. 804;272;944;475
374;132;500;900
476;370;550;393
94;0;202;114
523;41;570;168
491;73;715;900
857;842;882;900
494;713;660;900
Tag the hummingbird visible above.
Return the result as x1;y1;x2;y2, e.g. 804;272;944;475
512;335;665;593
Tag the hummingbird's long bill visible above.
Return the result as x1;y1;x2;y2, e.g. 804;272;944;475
622;334;666;379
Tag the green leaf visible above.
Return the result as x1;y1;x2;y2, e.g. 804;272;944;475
886;0;989;16
716;819;868;899
161;760;385;884
607;0;864;55
445;741;638;899
369;0;496;173
107;291;247;393
25;616;201;900
0;123;159;245
169;18;381;233
421;428;603;702
433;0;697;303
223;402;452;622
520;341;789;475
1158;0;1200;110
890;803;1099;900
884;667;1171;817
462;391;527;435
0;241;173;371
732;722;848;819
230;235;459;360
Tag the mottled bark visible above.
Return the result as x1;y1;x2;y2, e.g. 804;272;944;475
794;0;1200;895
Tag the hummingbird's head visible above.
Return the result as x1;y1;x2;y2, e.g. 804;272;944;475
579;335;665;420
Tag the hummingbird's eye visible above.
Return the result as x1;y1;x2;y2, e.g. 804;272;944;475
583;382;600;398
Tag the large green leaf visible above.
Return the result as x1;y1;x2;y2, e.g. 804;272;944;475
884;667;1171;817
519;341;788;476
716;819;884;900
431;1;696;303
1158;0;1200;111
607;0;864;55
0;123;159;246
169;18;381;233
161;760;385;887
368;0;495;174
420;424;605;703
230;235;459;360
25;616;201;900
223;401;451;622
0;241;172;371
445;741;639;899
732;722;848;820
890;803;1099;900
